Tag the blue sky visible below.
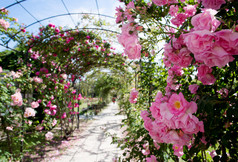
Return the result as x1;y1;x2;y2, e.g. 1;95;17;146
0;0;124;50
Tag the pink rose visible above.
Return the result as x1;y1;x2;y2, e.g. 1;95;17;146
40;67;49;74
153;141;161;150
6;126;13;131
121;22;137;37
152;0;178;6
189;84;199;94
141;111;154;132
202;45;234;68
168;92;189;116
33;76;43;83
31;51;40;60
217;88;229;98
31;101;39;108
184;30;235;67
0;19;10;30
11;89;23;106
181;115;202;134
198;0;226;10
197;65;216;85
52;119;57;126
151;121;169;142
178;48;193;67
0;66;2;73
50;105;57;110
171;35;185;50
55;27;60;33
35;124;44;131
124;2;136;21
77;94;83;100
136;26;143;31
163;130;181;144
140;110;150;120
47;101;51;107
210;150;217;158
28;120;32;126
129;88;139;103
191;9;220;32
118;34;128;48
169;5;179;17
183;30;215;55
60;74;67;80
61;112;67;119
183;30;215;62
159;102;174;121
145;155;158;162
215;30;238;56
184;5;197;17
124;36;141;60
168;65;183;76
150;102;162;119
115;6;124;23
44;109;51;115
172;144;184;157
164;51;180;66
51;109;57;116
155;91;163;103
24;107;36;118
64;85;69;90
48;23;55;28
10;71;22;79
198;64;212;76
142;149;150;156
171;13;187;27
152;0;167;6
45;131;54;140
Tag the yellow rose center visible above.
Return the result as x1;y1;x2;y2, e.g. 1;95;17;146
174;101;181;109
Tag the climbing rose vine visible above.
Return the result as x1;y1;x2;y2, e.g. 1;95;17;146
141;91;204;157
115;0;238;161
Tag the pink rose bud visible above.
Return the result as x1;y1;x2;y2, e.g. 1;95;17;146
136;26;143;31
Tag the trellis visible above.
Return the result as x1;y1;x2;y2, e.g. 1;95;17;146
1;0;120;50
0;1;127;160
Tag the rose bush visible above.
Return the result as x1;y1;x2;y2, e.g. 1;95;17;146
0;8;127;160
114;0;238;161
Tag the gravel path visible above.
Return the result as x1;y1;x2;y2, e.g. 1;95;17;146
52;102;124;162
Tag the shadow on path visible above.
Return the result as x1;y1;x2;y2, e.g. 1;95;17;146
47;102;125;162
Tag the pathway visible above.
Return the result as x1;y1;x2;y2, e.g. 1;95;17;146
53;102;124;162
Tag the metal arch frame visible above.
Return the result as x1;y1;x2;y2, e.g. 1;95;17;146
25;12;115;29
1;0;28;10
29;27;120;41
1;26;120;51
1;1;120;50
5;12;117;45
0;43;19;52
14;0;42;26
60;0;76;26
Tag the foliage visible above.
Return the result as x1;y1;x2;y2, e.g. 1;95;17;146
80;70;131;102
